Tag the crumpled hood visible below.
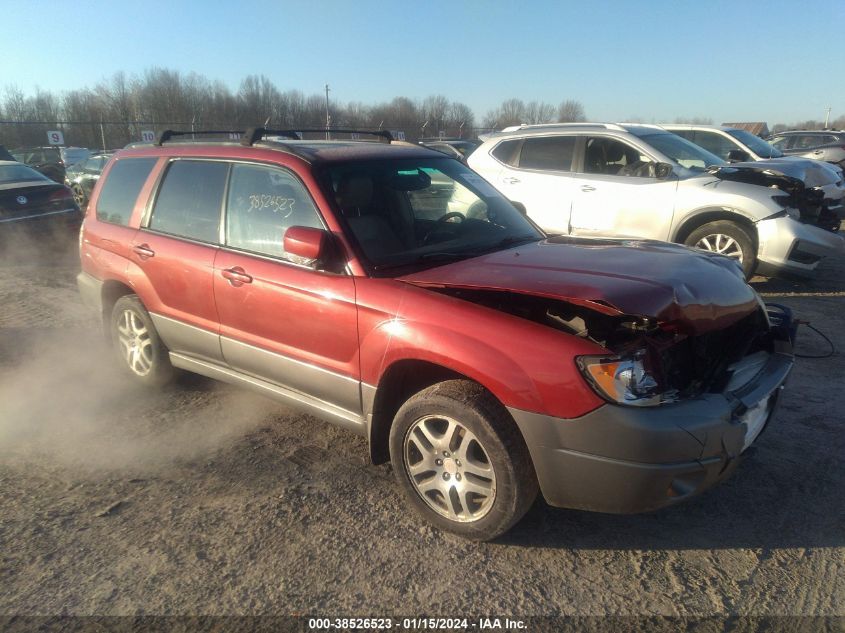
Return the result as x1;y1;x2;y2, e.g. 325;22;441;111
709;158;842;191
400;237;762;334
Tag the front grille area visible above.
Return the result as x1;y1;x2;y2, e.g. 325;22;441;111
654;308;771;398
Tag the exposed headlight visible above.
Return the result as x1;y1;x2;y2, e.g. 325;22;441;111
577;352;668;407
771;194;800;219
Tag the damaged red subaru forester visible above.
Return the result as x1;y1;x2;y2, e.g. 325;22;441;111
77;128;796;540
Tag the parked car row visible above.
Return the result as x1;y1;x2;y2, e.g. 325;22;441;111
467;123;844;278
0;160;81;239
64;151;114;209
767;129;845;168
9;146;91;183
74;127;799;540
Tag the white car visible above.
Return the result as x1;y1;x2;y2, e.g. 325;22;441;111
664;124;844;231
468;123;844;278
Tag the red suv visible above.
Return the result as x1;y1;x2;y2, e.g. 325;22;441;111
78;128;796;540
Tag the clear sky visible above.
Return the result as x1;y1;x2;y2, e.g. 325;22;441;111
3;0;844;125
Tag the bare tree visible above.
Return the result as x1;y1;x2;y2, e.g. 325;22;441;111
523;101;556;124
557;99;585;122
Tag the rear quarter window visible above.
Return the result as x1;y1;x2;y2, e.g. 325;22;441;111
95;158;157;226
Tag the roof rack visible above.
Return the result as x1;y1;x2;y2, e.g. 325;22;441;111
155;130;245;145
240;127;393;146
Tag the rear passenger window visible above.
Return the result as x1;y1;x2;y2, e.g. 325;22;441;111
225;163;323;260
518;136;576;171
148;160;228;243
96;158;157;226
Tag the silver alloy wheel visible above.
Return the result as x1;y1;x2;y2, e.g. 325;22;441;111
116;309;154;376
694;233;744;262
403;414;496;522
71;184;86;208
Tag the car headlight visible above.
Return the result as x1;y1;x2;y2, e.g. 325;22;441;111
577;352;669;407
771;194;801;220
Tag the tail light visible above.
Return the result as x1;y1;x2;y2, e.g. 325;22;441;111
48;187;76;208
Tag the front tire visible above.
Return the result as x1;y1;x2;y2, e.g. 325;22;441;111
684;220;756;278
110;295;175;387
389;380;538;541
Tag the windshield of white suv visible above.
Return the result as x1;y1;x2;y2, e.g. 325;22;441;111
726;129;783;159
319;158;542;272
635;132;724;170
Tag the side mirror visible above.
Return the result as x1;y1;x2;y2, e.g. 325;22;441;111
654;163;674;180
510;200;527;215
284;226;332;267
727;149;751;163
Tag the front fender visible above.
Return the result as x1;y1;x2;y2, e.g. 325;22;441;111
355;279;607;419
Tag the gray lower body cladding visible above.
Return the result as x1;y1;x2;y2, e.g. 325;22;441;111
508;350;793;514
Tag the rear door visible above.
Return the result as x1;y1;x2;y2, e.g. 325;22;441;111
129;158;227;363
213;161;360;415
570;136;677;240
493;135;578;234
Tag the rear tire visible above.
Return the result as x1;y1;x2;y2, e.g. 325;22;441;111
684;220;756;278
389;380;538;541
110;295;175;387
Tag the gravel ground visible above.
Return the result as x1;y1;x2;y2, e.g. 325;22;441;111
0;234;843;619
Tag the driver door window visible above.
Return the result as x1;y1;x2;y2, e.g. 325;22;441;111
225;163;323;261
584;138;654;178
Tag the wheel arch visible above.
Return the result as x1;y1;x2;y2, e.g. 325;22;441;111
672;208;759;250
100;280;135;338
366;359;517;465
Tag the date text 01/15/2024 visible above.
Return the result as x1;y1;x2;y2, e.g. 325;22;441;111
307;617;527;630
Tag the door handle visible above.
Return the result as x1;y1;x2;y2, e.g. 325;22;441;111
132;244;155;259
221;266;253;286
813;150;823;155
581;185;596;192
502;177;521;184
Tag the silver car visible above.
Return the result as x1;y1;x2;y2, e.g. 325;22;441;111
767;130;845;169
468;123;844;278
664;124;845;232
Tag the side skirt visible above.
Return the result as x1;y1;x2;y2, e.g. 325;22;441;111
169;352;367;436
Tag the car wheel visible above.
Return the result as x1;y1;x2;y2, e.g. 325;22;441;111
110;295;175;386
684;220;756;278
71;183;87;209
389;379;538;541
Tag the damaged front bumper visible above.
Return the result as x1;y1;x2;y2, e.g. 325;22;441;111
508;305;796;514
756;214;845;277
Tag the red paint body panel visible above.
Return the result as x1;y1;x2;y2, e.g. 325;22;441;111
214;249;359;379
400;237;761;334
354;278;607;419
127;232;220;336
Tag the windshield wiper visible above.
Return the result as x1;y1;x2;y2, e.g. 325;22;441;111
372;234;539;272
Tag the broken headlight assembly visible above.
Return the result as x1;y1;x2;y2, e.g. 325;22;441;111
771;194;801;220
577;351;675;407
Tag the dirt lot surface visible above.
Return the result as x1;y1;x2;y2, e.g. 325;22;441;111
1;234;843;619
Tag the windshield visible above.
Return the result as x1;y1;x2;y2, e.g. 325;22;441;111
0;164;51;184
319;158;543;272
638;132;725;170
727;129;783;158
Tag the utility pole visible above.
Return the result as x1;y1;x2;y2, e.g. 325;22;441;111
325;83;331;140
824;106;831;129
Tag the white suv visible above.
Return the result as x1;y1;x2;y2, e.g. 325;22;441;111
468;123;844;278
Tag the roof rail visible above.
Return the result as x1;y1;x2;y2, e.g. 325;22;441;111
500;122;626;133
155;130;244;145
241;127;393;146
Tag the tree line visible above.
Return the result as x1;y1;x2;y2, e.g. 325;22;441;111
3;67;840;150
0;68;590;149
